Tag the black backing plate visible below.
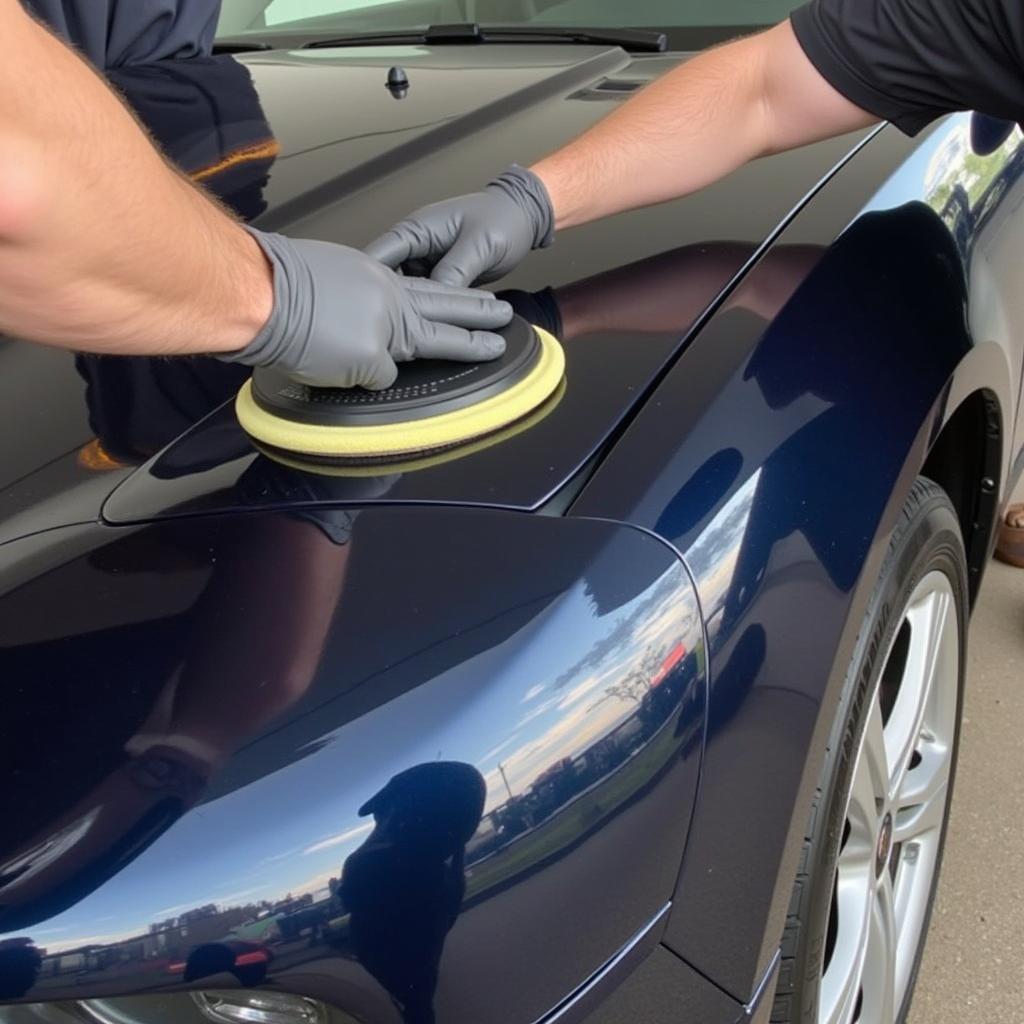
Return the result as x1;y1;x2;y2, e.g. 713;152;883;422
250;315;539;427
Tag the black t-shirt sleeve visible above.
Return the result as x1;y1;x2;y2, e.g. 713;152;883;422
790;0;1024;135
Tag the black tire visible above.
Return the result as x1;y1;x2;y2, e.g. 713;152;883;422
771;477;968;1024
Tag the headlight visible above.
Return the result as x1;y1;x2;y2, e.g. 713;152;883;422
1;994;351;1024
190;993;326;1024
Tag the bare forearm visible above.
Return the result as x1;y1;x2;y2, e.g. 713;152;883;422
532;22;877;230
0;1;270;356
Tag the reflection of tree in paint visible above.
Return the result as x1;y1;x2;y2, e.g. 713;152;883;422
554;571;689;691
589;646;682;710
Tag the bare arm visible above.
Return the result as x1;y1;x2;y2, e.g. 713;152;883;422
532;21;879;230
0;0;272;356
0;2;512;385
367;20;881;288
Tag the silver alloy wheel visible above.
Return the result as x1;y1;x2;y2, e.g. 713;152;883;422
818;570;959;1024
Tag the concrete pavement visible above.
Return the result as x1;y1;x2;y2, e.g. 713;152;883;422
909;558;1024;1023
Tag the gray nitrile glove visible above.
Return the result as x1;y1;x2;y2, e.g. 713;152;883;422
365;165;555;288
223;229;512;391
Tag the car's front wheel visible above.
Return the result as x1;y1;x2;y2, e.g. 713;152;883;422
773;477;967;1024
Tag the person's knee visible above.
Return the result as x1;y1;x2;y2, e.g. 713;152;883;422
0;132;46;243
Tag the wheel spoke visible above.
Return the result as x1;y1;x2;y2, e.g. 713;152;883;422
885;587;951;798
820;697;888;1024
819;878;871;1024
819;959;866;1024
848;696;888;844
861;875;898;1022
893;747;950;845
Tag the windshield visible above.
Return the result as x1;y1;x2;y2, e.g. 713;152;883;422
217;1;803;42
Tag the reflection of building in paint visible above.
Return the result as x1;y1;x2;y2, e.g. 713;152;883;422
464;643;700;866
924;123;971;200
149;903;219;934
924;120;1024;248
33;903;273;987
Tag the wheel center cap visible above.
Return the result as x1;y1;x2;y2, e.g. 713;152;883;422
876;812;894;877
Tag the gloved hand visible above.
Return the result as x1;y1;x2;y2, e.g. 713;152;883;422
222;229;513;391
365;165;555;288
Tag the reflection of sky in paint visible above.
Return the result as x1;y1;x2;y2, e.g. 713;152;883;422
686;469;761;641
860;114;971;217
477;568;697;812
24;562;696;955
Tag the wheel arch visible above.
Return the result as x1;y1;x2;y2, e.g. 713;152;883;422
921;386;1003;605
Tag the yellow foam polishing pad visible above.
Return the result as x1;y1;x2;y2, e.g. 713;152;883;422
235;325;565;461
253;377;566;477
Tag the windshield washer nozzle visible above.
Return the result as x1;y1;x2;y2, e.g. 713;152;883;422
386;66;409;99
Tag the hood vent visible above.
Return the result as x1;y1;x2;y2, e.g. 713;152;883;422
569;77;647;101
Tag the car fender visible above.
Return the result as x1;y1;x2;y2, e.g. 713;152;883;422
571;115;1024;1002
0;508;706;1024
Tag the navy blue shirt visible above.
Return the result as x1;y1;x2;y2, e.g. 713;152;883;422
792;0;1024;135
24;0;220;68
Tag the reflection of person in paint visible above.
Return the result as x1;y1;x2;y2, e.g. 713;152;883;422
340;763;486;1024
0;939;41;1000
184;942;268;987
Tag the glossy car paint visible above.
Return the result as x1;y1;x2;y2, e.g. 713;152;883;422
0;38;1022;1024
574;112;1024;1000
0;510;704;1024
2;48;871;536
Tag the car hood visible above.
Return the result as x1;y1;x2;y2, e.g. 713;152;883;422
0;46;868;538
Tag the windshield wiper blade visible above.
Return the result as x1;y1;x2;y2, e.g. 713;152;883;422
302;23;667;53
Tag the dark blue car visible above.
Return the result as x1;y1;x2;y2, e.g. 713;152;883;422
2;3;1023;1023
